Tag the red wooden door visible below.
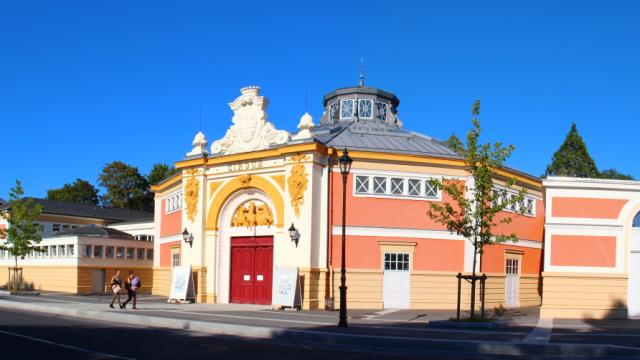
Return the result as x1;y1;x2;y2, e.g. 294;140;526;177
230;236;273;305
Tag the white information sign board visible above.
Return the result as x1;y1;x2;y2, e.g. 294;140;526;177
168;266;196;303
272;266;301;309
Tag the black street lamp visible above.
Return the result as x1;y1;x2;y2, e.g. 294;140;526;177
182;228;193;248
338;148;352;327
288;223;300;247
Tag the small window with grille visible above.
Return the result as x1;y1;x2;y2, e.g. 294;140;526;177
390;178;404;195
372;177;387;194
505;258;520;275
384;252;410;271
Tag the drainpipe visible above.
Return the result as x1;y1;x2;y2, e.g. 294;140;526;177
326;149;335;310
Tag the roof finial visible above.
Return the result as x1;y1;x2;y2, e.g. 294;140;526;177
359;57;365;87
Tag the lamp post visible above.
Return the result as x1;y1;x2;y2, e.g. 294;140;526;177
338;148;352;327
288;223;300;247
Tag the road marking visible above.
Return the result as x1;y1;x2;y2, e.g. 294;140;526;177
522;317;553;344
0;329;136;360
362;309;402;319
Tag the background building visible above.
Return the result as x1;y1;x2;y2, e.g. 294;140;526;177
0;199;154;293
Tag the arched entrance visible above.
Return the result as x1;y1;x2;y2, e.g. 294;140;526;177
213;187;280;305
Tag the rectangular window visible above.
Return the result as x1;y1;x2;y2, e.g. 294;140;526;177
384;252;410;271
372;177;387;194
83;245;92;258
52;224;60;233
407;179;421;196
62;224;70;231
94;245;104;258
136;248;145;260
506;258;520;274
116;247;125;259
67;245;74;257
58;245;66;257
340;99;354;119
43;246;49;257
358;99;373;119
390;178;404;195
424;180;438;198
147;249;154;260
126;248;135;260
50;245;57;257
171;247;180;267
355;175;370;194
375;101;388;122
329;102;339;120
105;246;114;258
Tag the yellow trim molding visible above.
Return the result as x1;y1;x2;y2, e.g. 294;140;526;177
206;174;284;230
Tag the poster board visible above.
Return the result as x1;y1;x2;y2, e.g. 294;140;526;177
272;266;302;309
168;266;196;303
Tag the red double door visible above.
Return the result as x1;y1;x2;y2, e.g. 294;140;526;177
230;236;273;305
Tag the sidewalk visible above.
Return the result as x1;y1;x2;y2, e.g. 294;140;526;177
1;292;639;358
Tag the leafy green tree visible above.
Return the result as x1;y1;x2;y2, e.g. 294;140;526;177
427;100;525;318
543;123;599;178
46;178;100;205
599;168;634;180
98;161;149;211
0;180;44;288
147;163;180;186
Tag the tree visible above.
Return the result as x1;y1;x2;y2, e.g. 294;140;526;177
98;161;149;211
147;163;180;186
0;180;44;289
543;123;599;178
46;178;100;205
599;168;634;181
427;100;525;318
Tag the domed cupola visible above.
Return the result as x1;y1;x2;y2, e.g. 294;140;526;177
320;84;402;129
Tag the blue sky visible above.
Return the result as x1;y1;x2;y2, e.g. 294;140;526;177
1;1;639;199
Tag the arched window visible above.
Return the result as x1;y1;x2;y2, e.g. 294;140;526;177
634;211;640;228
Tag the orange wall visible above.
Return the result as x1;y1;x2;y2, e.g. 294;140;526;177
331;235;464;271
494;199;544;241
160;199;182;237
160;241;181;267
550;235;616;267
552;197;628;219
481;244;542;275
330;174;452;230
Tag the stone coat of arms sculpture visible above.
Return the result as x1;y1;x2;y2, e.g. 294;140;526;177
211;86;289;155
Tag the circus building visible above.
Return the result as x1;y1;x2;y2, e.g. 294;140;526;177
151;83;544;310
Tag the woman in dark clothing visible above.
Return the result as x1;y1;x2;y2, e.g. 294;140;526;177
122;271;135;309
109;269;123;309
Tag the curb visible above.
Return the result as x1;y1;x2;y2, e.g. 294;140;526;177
1;298;639;358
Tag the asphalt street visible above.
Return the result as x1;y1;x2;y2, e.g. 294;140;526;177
0;308;559;360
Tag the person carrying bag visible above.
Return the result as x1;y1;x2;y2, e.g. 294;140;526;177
109;269;124;309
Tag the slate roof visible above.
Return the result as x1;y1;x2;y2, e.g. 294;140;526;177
53;224;134;240
310;121;460;158
0;198;152;223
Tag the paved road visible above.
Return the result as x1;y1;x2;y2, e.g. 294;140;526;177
0;308;547;360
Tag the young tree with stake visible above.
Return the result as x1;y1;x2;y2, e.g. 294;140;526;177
427;100;525;318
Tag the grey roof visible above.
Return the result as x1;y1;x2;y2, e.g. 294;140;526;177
53;224;134;240
311;121;460;158
0;198;152;223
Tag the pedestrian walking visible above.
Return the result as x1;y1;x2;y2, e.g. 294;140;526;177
109;269;123;309
122;271;140;309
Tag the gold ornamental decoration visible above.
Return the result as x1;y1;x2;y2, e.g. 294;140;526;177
185;169;200;222
238;174;252;187
287;154;308;217
231;201;274;227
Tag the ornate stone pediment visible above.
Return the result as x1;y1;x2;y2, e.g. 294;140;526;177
211;86;289;155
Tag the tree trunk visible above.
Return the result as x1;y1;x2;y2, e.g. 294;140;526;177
470;238;477;319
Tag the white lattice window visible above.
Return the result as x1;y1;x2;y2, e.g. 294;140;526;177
375;101;388;122
165;191;183;214
522;198;534;215
390;178;404;195
340;99;354;119
424;181;438;198
408;179;421;196
505;258;520;274
373;177;387;194
384;253;410;271
355;176;370;194
329;102;339;120
358;99;373;119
